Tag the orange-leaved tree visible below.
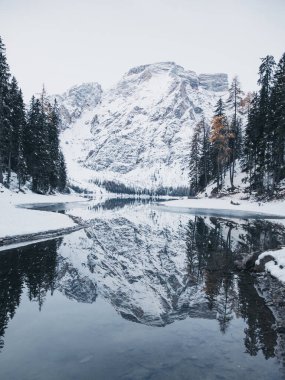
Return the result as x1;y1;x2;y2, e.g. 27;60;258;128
210;115;231;189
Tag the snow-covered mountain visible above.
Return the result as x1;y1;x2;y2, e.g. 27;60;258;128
59;62;228;191
51;82;102;130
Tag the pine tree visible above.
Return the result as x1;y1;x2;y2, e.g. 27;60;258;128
0;37;11;184
24;96;37;174
269;53;285;190
189;116;211;196
25;96;50;193
24;90;67;193
227;76;243;188
7;78;26;186
209;99;231;190
46;101;60;191
36;90;51;193
243;56;276;195
189;123;202;195
198;116;211;190
215;97;225;116
255;55;276;192
16;137;27;190
243;93;259;194
210;115;230;190
57;151;67;192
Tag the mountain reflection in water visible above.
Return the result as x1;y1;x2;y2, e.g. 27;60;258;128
0;202;285;379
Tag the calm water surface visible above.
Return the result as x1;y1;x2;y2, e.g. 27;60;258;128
1;199;285;380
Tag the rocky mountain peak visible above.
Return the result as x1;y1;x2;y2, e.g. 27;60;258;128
125;62;228;92
59;63;229;190
50;82;102;129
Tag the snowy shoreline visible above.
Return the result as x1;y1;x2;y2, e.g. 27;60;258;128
0;223;83;251
0;186;164;248
162;196;285;285
161;197;285;218
0;186;89;244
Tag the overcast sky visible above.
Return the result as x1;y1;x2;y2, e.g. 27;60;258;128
1;0;285;100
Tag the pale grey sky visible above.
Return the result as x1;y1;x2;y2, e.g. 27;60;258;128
1;0;285;100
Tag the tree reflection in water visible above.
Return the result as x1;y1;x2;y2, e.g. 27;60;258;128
185;216;284;357
0;239;60;352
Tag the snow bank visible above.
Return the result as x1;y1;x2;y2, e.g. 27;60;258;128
0;207;76;238
161;197;285;218
0;186;84;239
256;248;285;283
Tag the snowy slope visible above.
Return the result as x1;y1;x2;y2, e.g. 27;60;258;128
61;109;106;192
59;62;228;190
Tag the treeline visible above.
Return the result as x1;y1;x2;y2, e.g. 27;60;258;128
0;36;67;193
189;53;285;198
92;178;189;196
244;55;285;195
189;76;245;195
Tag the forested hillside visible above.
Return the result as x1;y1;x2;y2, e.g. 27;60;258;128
0;36;66;193
189;54;285;199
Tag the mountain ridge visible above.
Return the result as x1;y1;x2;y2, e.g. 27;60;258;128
57;62;228;191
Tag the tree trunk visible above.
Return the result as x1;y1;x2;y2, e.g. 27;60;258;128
7;151;11;187
0;154;3;184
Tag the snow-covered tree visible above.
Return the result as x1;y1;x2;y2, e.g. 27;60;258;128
0;36;11;184
189;123;202;195
227;76;244;188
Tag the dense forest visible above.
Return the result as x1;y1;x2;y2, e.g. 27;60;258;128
189;53;285;198
0;36;66;193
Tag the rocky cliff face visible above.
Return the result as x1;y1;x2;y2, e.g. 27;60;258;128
59;62;228;190
198;73;229;92
51;82;102;130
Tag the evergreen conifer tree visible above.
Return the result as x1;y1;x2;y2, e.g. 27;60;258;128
243;94;259;193
209;99;230;190
269;53;285;189
210;115;230;190
255;55;275;192
227;76;243;188
198;116;211;190
215;98;225;117
7;78;27;185
25;96;50;193
16;136;27;190
57;151;67;192
48;101;61;191
189;123;202;195
0;37;11;184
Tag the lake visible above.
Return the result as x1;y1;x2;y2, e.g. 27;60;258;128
0;199;285;380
